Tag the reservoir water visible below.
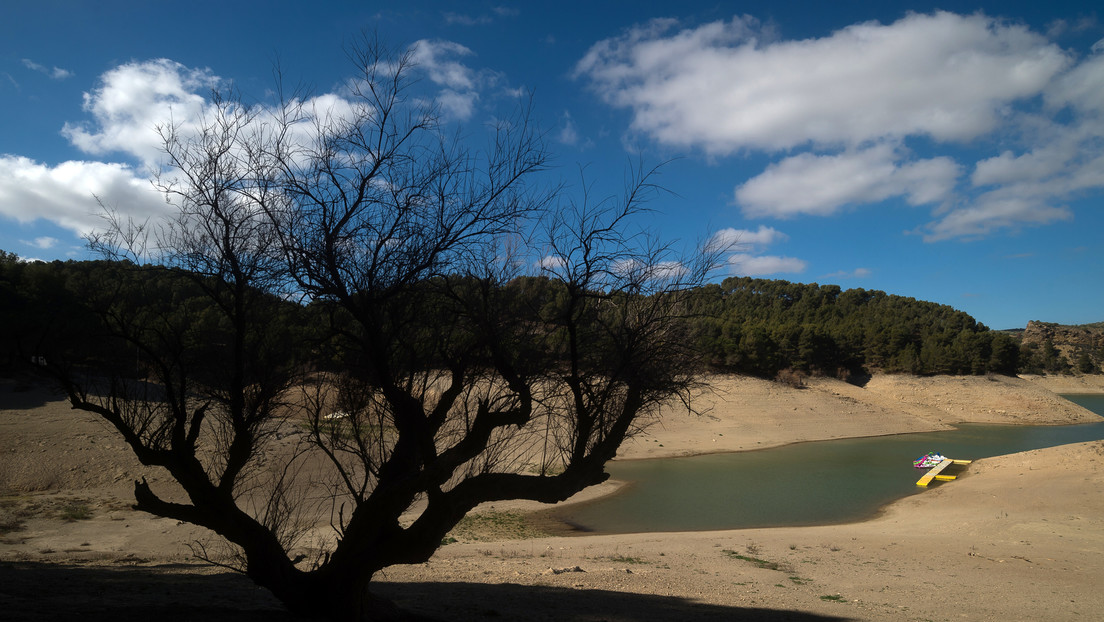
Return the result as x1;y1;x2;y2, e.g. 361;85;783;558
554;393;1104;533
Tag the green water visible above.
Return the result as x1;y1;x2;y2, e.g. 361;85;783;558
555;393;1104;533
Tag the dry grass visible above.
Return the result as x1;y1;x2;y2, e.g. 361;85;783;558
446;511;548;542
0;493;97;537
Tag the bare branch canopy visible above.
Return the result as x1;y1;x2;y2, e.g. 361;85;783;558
45;36;723;621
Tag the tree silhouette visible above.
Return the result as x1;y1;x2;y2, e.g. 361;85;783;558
49;38;718;621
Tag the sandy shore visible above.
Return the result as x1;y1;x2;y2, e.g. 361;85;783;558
3;373;1104;620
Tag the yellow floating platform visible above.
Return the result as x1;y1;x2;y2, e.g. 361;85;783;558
916;458;972;487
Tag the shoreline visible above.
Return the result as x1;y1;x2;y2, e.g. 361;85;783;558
622;413;1104;464
531;417;1104;538
620;373;1104;459
465;373;1104;520
4;372;1104;621
381;435;1104;621
388;375;1104;620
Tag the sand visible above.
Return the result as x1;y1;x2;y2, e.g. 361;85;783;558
3;373;1104;620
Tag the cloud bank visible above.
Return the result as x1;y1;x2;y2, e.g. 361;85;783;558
0;156;168;235
735;144;960;219
62;59;220;167
6;44;501;240
577;11;1104;241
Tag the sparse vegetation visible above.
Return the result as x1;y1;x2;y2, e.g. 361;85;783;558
1;494;97;533
59;502;93;521
721;549;790;572
447;511;547;542
606;554;648;565
0;502;26;535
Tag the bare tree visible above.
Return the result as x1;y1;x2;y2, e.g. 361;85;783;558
54;38;722;621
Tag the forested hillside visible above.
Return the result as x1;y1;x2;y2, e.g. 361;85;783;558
685;277;1022;379
2;252;1099;379
0;252;317;376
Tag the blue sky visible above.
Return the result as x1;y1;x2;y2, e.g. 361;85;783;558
2;1;1102;330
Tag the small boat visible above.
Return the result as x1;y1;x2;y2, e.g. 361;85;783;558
913;452;946;469
913;454;974;486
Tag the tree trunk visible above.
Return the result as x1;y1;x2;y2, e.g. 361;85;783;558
259;565;416;622
315;583;405;622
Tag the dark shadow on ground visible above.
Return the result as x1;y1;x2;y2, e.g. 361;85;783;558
375;580;853;621
0;561;298;621
0;378;64;410
0;561;854;621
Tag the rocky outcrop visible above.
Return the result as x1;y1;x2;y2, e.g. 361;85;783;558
1020;321;1103;372
1022;321;1104;350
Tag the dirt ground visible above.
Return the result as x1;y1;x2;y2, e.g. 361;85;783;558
3;373;1103;621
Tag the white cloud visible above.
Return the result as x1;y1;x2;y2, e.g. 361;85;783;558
559;110;579;146
22;58;73;80
410;39;499;120
19;48;509;246
577;12;1069;154
1046;50;1104;113
6;42;518;252
736;144;960;217
61;59;220;166
971;148;1070;187
412;40;477;90
3;61;219;242
57;59;348;172
537;255;565;270
59;58;372;184
609;257;689;281
443;7;518;26
579;11;1104;242
443;12;493;26
710;225;804;277
727;253;806;276
708;225;786;251
0;156;168;236
29;236;59;249
1046;17;1099;39
924;191;1072;241
435;89;479;121
822;267;872;279
935;143;1100;241
647;260;687;280
951;53;1104;242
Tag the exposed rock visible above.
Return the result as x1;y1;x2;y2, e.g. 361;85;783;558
1022;321;1104;351
1021;320;1104;371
